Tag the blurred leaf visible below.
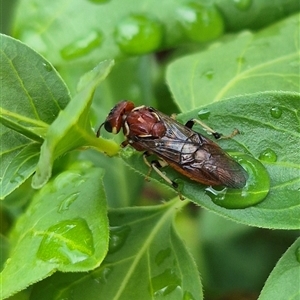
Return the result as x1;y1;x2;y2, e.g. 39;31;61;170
30;200;203;300
122;92;300;229
199;212;297;295
258;237;300;300
12;0;299;69
31;59;117;189
81;151;144;208
12;0;181;66
0;34;70;199
167;14;300;112
0;166;109;299
0;234;10;270
216;0;299;30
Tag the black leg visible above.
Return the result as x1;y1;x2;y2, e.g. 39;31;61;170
185;119;238;140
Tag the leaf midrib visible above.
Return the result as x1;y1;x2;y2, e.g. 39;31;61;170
214;51;299;101
113;199;188;300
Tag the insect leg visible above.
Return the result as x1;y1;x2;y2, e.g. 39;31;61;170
142;152;184;199
185;119;239;140
121;140;129;147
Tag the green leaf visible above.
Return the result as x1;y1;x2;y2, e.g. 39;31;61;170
0;139;40;199
0;34;71;198
12;0;179;65
215;0;300;30
12;0;299;68
0;166;109;299
29;200;202;300
0;34;70;138
258;237;300;300
167;13;300;112
121;92;300;229
31;59;118;189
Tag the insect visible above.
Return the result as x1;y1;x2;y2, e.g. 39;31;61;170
97;100;247;196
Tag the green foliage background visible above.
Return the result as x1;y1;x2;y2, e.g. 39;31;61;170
0;0;299;299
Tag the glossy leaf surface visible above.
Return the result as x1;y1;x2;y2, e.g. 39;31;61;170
0;166;109;299
30;200;203;300
122;92;300;229
258;237;300;300
167;14;300;112
12;0;299;67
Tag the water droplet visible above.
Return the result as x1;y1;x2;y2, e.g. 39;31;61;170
109;225;131;253
9;172;25;184
259;148;277;162
60;30;103;60
202;69;214;80
177;3;224;42
92;266;113;283
42;62;53;72
57;192;79;212
270;106;282;119
295;246;300;263
206;153;270;209
233;0;252;11
114;14;163;55
37;218;94;264
151;269;181;297
155;248;172;266
197;108;210;120
52;171;83;190
183;291;196;300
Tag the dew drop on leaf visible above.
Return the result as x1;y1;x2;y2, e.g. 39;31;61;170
92;266;113;284
270;106;282;119
114;14;163;55
108;225;131;253
176;2;224;42
52;171;83;190
42;62;53;72
233;0;252;11
155;248;172;266
206;153;270;209
202;69;214;80
151;269;181;297
9;172;25;184
60;30;103;60
37;218;94;264
197;108;210;119
57;192;79;212
259;148;277;162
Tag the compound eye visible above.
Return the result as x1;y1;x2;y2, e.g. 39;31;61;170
104;121;113;133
